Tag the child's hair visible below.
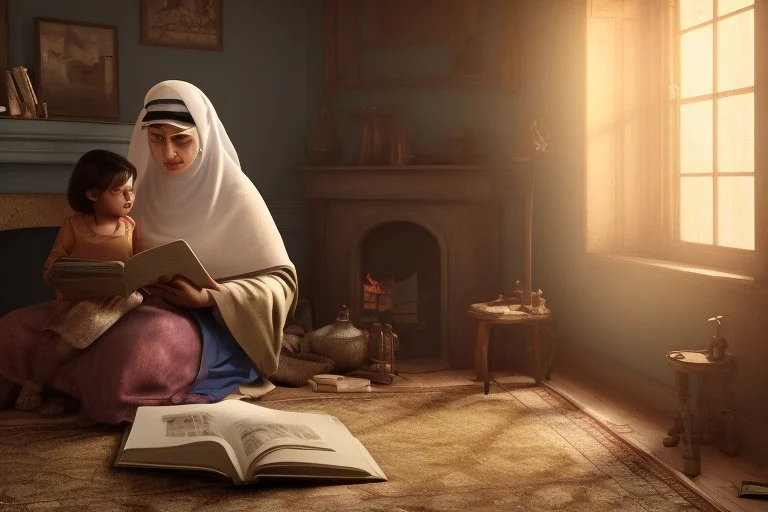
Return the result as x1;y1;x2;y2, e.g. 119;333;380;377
67;149;137;213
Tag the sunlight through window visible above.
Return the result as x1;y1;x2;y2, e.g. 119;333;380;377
677;0;754;250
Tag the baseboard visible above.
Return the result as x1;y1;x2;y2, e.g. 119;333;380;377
556;342;768;461
555;342;679;418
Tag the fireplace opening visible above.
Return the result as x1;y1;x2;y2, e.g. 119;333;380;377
359;221;441;361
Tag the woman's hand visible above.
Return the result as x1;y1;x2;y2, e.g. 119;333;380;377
146;275;219;308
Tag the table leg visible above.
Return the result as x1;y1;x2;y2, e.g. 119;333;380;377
543;325;556;380
473;321;482;381
678;372;700;477
662;415;683;447
488;327;496;386
528;324;543;384
473;320;492;394
720;368;738;456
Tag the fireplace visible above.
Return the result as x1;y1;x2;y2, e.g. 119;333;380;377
359;221;441;360
301;163;532;368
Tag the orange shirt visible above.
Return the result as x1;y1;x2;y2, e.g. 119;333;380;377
43;213;136;283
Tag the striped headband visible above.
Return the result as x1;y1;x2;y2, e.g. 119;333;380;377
141;98;195;128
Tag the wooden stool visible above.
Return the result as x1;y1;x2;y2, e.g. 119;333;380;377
663;350;737;477
469;306;552;394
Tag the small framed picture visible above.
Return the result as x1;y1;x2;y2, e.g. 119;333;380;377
141;0;223;52
34;17;119;121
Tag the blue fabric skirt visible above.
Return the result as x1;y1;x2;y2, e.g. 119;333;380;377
187;307;260;401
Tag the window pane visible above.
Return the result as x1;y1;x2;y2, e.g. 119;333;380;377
681;26;713;98
717;10;754;92
680;177;713;244
680;0;713;30
680;101;713;173
718;0;753;16
718;176;754;249
718;93;754;173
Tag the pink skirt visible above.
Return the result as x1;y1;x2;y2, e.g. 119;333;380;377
42;292;144;349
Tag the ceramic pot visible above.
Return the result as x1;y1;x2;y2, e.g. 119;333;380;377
307;305;369;373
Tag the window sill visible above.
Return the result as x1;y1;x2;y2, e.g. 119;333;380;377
584;252;767;293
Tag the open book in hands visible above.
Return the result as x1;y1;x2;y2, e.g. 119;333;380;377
114;399;387;486
49;239;215;300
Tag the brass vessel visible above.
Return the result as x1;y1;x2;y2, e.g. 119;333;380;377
307;305;369;373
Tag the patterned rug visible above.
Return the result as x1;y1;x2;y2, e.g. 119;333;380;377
0;385;722;511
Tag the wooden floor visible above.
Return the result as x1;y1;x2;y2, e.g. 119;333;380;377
280;357;768;512
1;358;767;511
547;364;768;512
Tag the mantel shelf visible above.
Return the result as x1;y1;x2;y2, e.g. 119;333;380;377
297;160;532;173
300;160;536;202
0;117;132;165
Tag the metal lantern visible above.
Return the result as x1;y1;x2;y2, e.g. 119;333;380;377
368;323;397;375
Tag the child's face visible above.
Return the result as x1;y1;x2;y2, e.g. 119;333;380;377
147;124;200;175
88;176;135;218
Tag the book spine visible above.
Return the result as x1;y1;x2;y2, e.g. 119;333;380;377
11;66;37;118
3;70;22;117
314;384;371;393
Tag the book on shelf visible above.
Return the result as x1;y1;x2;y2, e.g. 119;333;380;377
10;65;37;118
114;399;387;486
308;374;372;393
49;239;215;300
3;70;22;117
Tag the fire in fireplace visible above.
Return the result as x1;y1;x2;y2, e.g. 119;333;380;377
358;221;440;360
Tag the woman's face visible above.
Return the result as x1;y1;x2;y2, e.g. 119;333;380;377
147;124;200;175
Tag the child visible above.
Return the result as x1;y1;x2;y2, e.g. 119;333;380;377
15;149;144;413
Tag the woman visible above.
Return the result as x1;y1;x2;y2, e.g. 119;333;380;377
0;80;297;423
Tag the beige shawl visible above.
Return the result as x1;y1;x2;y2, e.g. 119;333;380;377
209;267;298;376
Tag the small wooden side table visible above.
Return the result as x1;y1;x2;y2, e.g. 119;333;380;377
663;350;737;477
468;305;552;395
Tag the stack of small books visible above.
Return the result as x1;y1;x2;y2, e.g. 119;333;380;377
308;374;372;393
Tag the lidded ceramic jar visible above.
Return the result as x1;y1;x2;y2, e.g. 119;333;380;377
307;305;369;373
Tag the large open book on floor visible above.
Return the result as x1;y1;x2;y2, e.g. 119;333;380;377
114;400;387;486
50;239;215;300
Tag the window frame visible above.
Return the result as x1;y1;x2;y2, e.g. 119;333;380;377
664;0;758;276
584;0;767;281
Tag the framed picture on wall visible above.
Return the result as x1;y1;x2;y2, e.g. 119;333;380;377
141;0;223;51
323;0;518;90
34;18;119;121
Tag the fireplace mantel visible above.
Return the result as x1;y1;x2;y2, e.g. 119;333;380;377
0;118;132;165
299;162;533;201
300;161;535;368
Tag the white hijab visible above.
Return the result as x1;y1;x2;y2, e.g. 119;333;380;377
128;80;293;280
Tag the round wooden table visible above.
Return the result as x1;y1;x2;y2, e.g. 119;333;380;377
663;350;736;477
468;304;552;394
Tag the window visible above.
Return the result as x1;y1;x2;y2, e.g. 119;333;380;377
585;0;764;278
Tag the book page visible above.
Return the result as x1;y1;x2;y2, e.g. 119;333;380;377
249;416;386;481
125;240;214;292
125;401;337;482
162;412;223;437
231;419;331;471
123;403;245;481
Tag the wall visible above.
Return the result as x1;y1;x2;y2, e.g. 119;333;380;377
3;0;765;454
326;0;768;454
527;0;768;456
1;0;323;281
